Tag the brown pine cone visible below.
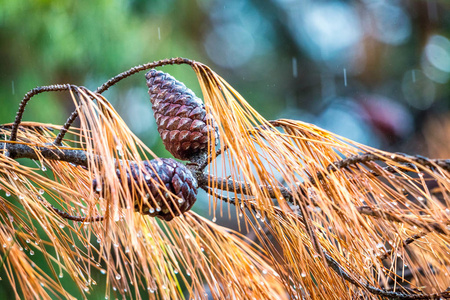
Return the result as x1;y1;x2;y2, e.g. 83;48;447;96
94;158;197;221
146;69;219;162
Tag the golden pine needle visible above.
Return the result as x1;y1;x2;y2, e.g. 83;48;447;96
191;62;450;298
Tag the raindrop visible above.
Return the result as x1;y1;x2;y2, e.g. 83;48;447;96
5;192;10;197
145;175;151;181
212;217;216;223
301;272;307;278
100;269;106;275
115;274;121;280
29;250;34;255
156;207;161;212
343;68;347;86
292;57;298;78
174;269;179;274
26;239;30;243
41;166;47;172
177;198;184;204
39;189;44;195
58;223;65;229
262;269;268;275
59;273;64;278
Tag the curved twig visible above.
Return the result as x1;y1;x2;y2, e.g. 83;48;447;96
45;202;104;222
53;57;194;144
10;84;75;142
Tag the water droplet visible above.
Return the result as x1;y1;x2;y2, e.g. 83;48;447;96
174;269;179;274
96;187;102;192
115;274;121;280
125;247;130;253
301;272;306;277
41;166;47;172
84;287;89;292
145;175;151;181
26;239;30;243
262;269;267;275
58;223;65;229
29;250;34;255
59;273;63;278
212;217;216;222
156;207;161;212
97;238;101;243
100;269;106;275
39;189;44;195
40;282;44;287
177;198;184;204
105;296;109;300
5;192;10;197
149;208;155;214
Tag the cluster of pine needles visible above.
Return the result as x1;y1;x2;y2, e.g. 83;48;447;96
0;58;449;299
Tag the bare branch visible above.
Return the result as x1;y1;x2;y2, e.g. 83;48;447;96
10;84;76;142
53;57;195;144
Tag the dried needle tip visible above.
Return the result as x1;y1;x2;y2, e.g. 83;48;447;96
94;158;198;221
146;69;219;163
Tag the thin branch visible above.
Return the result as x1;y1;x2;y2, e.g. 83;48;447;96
53;57;194;144
357;205;448;235
42;200;104;223
10;84;75;142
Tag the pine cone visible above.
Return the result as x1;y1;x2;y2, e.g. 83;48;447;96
146;69;219;162
94;158;197;221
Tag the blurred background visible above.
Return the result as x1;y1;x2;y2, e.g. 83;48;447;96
0;0;449;298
